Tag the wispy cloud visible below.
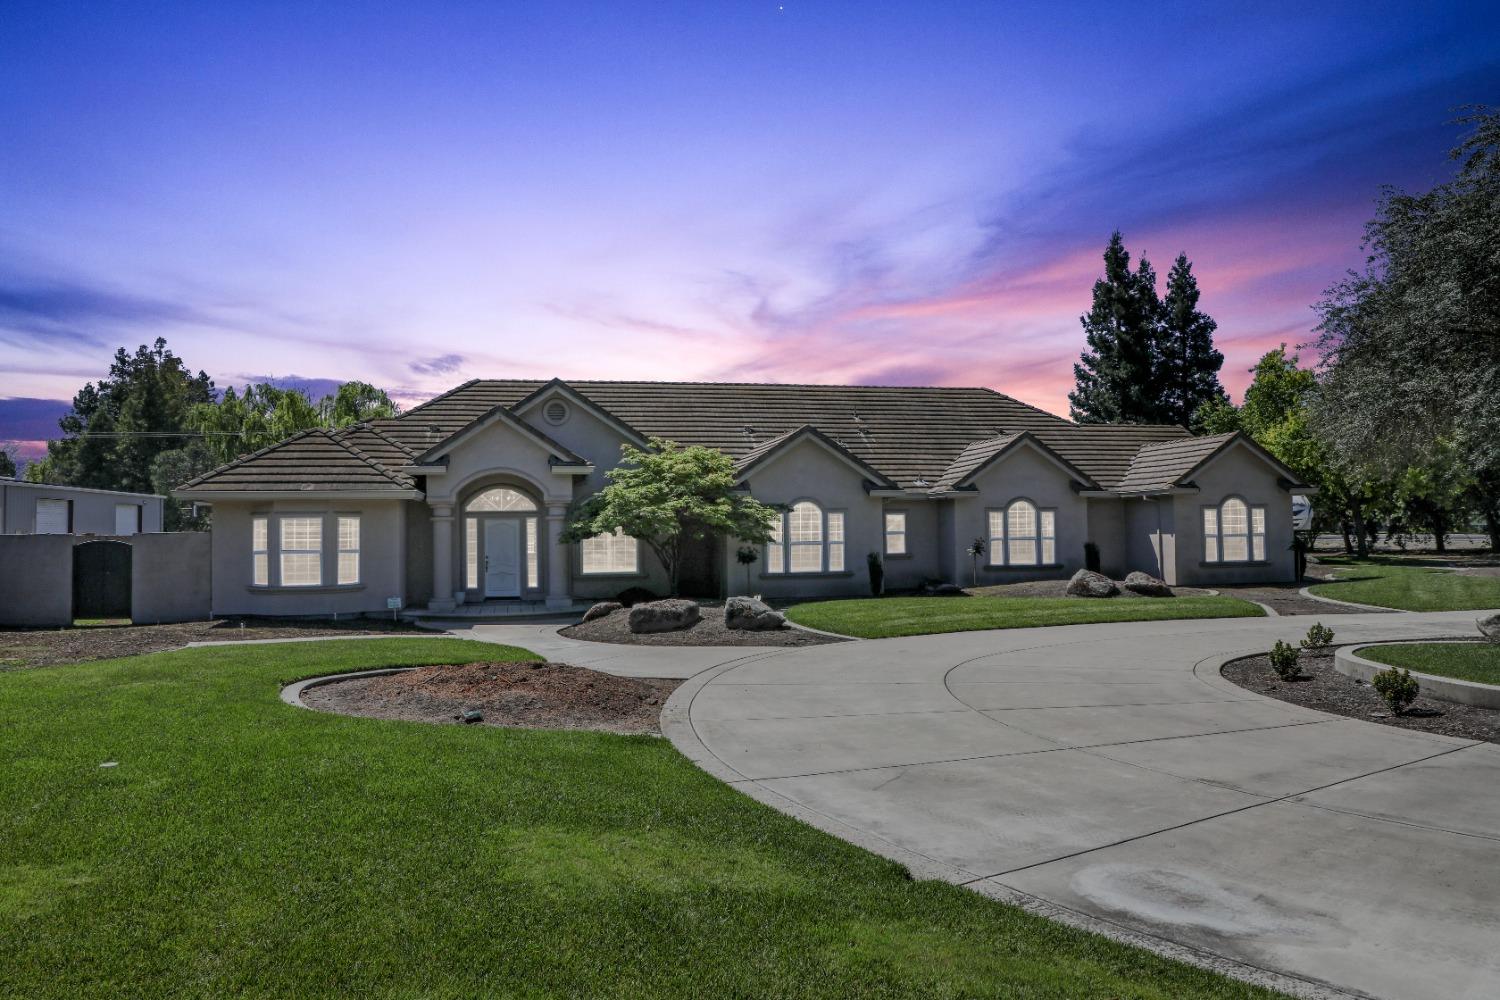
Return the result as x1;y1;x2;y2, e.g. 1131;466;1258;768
0;279;212;350
407;353;465;376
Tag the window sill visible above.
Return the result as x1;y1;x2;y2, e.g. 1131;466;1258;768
984;563;1064;571
761;571;855;579
247;584;366;594
1199;560;1271;568
577;570;646;579
884;552;912;560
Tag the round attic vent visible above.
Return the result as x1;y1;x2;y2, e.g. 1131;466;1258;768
543;399;569;425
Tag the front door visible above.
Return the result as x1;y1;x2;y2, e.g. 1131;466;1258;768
484;518;522;597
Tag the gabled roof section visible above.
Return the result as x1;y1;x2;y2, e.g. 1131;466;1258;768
931;432;1100;493
175;429;417;496
413;403;589;466
508;378;650;446
733;424;899;490
1115;431;1306;493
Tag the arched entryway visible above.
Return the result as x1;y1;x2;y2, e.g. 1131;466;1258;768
73;539;132;619
462;486;541;599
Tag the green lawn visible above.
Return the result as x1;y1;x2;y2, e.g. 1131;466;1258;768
786;595;1263;639
1308;557;1500;611
0;638;1282;999
1361;642;1500;685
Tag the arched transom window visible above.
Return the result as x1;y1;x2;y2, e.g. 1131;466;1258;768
466;487;537;512
986;499;1056;567
765;500;844;574
1203;497;1266;563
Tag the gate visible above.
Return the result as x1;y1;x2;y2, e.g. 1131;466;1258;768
73;540;132;619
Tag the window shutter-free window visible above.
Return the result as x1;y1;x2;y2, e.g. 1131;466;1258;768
525;517;540;588
1251;507;1266;561
884;512;907;555
35;498;69;534
337;516;360;585
251;516;269;586
580;529;637;574
280;516;322;586
1220;498;1250;561
765;515;785;574
1040;510;1056;564
827;511;845;572
787;501;823;573
1006;501;1039;565
465;518;480;589
1202;508;1220;563
986;510;1005;565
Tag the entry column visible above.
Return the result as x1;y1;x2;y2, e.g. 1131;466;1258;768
545;502;572;610
428;504;456;611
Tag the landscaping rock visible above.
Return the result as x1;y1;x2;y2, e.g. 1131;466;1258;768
1479;613;1500;643
627;598;701;634
1122;571;1174;597
1066;569;1119;598
922;582;968;597
582;601;622;623
724;595;786;631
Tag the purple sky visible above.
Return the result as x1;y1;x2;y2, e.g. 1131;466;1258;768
3;2;1497;458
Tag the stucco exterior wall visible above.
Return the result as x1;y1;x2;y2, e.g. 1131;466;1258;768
956;444;1089;585
130;532;212;623
404;499;433;608
881;498;942;591
1123;497;1177;583
1173;443;1295;585
741;438;880;599
209;499;407;616
1086;497;1127;577
0;534;73;625
1;481;163;535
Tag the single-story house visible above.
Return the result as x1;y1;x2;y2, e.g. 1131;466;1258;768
0;479;164;536
174;379;1311;616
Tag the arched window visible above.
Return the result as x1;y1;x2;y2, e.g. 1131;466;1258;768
986;499;1056;567
466;487;537;512
1203;497;1266;563
765;500;845;574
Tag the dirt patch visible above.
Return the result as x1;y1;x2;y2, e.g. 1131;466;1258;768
1211;584;1384;616
302;661;680;735
1222;647;1498;743
0;617;423;671
561;606;844;647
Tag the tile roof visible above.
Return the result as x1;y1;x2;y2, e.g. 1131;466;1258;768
1113;432;1239;493
176;379;1232;497
930;433;1023;491
732;424;898;489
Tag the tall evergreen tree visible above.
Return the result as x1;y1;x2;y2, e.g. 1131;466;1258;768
1068;231;1169;423
1160;253;1227;428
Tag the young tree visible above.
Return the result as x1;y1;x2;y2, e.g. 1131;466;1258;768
1313;107;1500;550
1159;253;1227;428
1069;232;1170;424
562;439;779;595
0;445;16;479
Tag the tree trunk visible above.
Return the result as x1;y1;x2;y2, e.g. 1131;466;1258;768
1340;520;1354;555
1351;502;1369;559
1432;512;1447;554
1487;511;1500;553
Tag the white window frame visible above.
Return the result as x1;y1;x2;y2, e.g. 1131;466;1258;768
986;500;1057;567
1203;497;1266;564
337;515;360;585
579;528;638;575
525;516;540;589
884;511;907;556
251;515;269;586
764;501;845;575
278;515;323;587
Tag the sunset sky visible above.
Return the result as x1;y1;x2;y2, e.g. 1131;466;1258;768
3;1;1497;458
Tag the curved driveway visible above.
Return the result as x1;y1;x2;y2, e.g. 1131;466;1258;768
663;610;1500;1000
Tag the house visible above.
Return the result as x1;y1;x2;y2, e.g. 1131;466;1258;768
0;479;165;536
173;379;1311;617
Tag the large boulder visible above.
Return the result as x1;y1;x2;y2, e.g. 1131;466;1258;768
628;598;701;634
1479;613;1500;643
1122;571;1174;598
1066;569;1119;598
582;601;622;623
724;595;786;631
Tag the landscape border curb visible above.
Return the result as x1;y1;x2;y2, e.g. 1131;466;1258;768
1336;641;1500;709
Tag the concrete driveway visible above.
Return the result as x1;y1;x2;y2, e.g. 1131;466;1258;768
663;610;1500;1000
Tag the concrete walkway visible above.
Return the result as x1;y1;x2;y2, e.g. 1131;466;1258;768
446;620;771;678
663;610;1500;1000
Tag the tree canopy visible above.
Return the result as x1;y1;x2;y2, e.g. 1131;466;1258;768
562;439;779;594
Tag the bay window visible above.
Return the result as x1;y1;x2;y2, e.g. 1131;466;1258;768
279;516;322;587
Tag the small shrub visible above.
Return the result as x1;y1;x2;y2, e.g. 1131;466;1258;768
1301;622;1335;653
1372;667;1419;715
866;551;884;597
614;586;657;607
1268;640;1302;680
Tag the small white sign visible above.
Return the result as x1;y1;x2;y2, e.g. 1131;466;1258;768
386;597;404;610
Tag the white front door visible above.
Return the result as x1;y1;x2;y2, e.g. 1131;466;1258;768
484;518;522;597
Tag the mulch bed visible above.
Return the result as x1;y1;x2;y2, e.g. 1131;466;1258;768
302;661;680;735
1222;648;1499;743
560;606;844;647
0;617;423;670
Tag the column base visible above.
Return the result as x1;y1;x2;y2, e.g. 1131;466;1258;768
545;595;575;611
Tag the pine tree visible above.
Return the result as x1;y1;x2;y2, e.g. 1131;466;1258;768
1069;232;1168;423
1160;253;1227;428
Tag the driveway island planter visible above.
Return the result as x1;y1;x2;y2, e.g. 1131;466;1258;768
1335;641;1500;709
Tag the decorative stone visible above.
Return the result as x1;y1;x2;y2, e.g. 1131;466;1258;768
582;601;622;623
724;595;786;631
1122;571;1174;597
627;598;701;634
1478;613;1500;643
1066;569;1119;598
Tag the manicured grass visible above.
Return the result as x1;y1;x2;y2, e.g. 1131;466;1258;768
1361;642;1500;685
786;595;1264;639
1308;557;1500;611
0;638;1282;999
